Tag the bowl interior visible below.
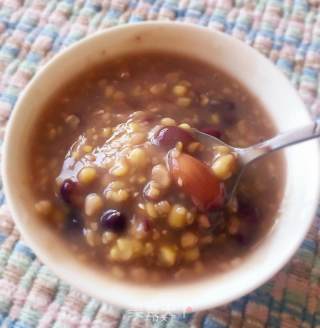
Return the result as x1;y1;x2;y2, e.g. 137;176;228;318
3;23;320;312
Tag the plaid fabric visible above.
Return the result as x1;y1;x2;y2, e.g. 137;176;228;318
0;0;320;327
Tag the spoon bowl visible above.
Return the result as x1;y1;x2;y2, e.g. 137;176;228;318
192;119;320;200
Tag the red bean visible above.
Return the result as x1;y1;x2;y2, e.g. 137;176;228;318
60;179;77;204
100;209;126;233
151;126;194;149
200;127;222;138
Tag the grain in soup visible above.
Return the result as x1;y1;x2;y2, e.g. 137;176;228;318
30;53;284;283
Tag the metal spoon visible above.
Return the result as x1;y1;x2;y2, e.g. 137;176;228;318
192;120;320;200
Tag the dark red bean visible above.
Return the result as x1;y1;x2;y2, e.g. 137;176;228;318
238;198;259;222
200;127;222;139
100;209;126;233
151;126;194;149
209;100;235;112
60;179;77;204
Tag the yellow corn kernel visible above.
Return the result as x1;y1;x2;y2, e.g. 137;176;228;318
184;247;200;262
213;145;231;156
160;117;176;126
154;200;171;217
168;205;188;229
102;127;112;138
116;238;134;260
144;181;161;200
211;154;237;180
178;123;191;130
150;83;167;95
130;132;146;145
211;113;220;125
83;145;93;153
176;97;191;108
65;114;80;129
187;142;201;153
105;189;129;203
72;151;80;160
34;200;52;216
128;122;141;132
78;167;97;185
110;160;129;177
159;245;177;267
172;84;188;96
84;193;103;216
102;231;116;244
128;148;147;167
151;164;171;189
145;202;158;219
181;232;198;248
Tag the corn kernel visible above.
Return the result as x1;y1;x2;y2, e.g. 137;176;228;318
151;164;171;189
211;154;237;180
172;84;187;96
65;114;80;129
78;167;97;185
145;202;158;219
178;123;191;130
84;193;103;216
176;97;191;108
72;151;80;160
168;205;188;229
187;142;201;153
150;83;167;95
83;145;93;153
128;148;147;167
102;231;116;244
181;232;198;248
110;160;129;177
102;127;112;138
211;113;220;125
213;145;231;156
160;117;176;126
184;247;200;262
105;189;129;203
116;238;134;260
84;229;100;247
159;245;177;266
34;200;52;216
154;200;171;217
143;181;161;200
130;132;146;145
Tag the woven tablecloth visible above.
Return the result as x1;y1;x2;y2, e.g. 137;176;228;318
0;0;320;327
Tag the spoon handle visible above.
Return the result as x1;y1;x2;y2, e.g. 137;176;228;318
240;119;320;165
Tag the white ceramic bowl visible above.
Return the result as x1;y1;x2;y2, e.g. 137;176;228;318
2;22;320;313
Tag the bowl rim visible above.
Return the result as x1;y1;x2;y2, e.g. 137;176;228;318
2;21;320;313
